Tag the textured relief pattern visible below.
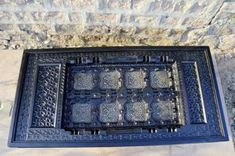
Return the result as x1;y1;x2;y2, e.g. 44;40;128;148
72;103;92;123
11;49;226;146
15;54;37;140
152;100;176;121
125;101;149;122
99;70;121;89
125;69;146;89
31;64;60;128
74;71;95;90
99;101;120;123
150;70;172;88
182;62;206;124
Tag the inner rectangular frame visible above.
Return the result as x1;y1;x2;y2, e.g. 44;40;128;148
63;62;184;131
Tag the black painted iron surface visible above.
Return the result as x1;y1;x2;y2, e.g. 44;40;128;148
8;46;228;147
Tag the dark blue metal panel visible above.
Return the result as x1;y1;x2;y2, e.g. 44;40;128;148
8;46;229;147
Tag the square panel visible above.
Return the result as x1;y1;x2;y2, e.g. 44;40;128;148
125;69;146;89
72;103;92;123
150;70;172;88
99;70;121;89
99;101;120;123
74;71;95;90
125;101;149;122
151;100;176;122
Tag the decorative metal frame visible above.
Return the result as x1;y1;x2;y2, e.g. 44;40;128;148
8;46;228;147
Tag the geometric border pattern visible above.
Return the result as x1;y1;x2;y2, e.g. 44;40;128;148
8;47;228;147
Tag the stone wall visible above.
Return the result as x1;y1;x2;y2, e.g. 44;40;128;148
0;0;235;146
0;0;234;58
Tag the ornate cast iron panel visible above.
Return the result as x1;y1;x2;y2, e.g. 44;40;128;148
8;47;228;147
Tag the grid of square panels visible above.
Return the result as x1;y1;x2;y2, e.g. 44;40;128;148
63;63;183;130
73;68;173;90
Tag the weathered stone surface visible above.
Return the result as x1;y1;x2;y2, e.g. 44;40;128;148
0;11;12;22
54;24;83;34
0;0;232;53
200;35;219;49
50;0;64;8
132;0;148;11
0;0;45;9
160;16;179;26
15;12;32;22
0;24;18;31
182;17;209;28
218;35;235;51
130;15;157;26
107;0;131;10
86;13;118;25
31;12;69;23
218;56;235;148
148;0;161;12
161;0;174;12
68;12;82;23
173;0;186;13
63;0;96;10
230;73;235;92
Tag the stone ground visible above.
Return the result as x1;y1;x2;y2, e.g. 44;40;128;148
218;56;235;143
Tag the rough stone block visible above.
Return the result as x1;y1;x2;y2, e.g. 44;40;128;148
31;11;68;23
200;35;219;49
182;17;209;28
161;0;174;12
107;0;131;10
173;0;187;12
130;15;157;26
160;16;179;26
186;1;207;14
86;13;118;25
148;0;161;12
0;0;44;7
0;11;13;23
63;0;95;10
222;2;235;13
0;24;16;32
120;14;130;23
54;24;83;34
50;0;64;8
218;35;235;50
132;0;149;11
68;12;82;23
15;12;32;22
